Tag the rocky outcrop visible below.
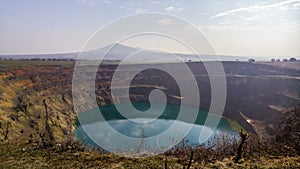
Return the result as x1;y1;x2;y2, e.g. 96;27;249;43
0;66;75;142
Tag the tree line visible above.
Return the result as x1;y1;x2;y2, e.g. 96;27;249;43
0;57;75;61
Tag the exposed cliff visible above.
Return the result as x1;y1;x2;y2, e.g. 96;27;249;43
0;65;75;142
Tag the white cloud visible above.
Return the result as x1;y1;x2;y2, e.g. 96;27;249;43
211;0;300;18
164;6;183;12
78;0;112;6
292;1;300;8
165;6;174;11
135;8;148;13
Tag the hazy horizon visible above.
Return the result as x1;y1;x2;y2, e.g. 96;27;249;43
0;43;299;62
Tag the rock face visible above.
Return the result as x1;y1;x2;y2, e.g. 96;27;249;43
0;61;299;142
0;66;75;142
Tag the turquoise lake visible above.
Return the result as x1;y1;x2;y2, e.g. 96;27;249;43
76;102;237;155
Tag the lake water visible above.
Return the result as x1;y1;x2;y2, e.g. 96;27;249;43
76;102;237;156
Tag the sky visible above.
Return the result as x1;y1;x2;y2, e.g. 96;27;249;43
0;0;299;57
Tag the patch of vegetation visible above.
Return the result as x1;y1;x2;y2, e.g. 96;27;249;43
0;60;74;71
227;119;244;131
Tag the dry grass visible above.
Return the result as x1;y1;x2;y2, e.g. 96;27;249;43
0;60;74;71
1;142;299;169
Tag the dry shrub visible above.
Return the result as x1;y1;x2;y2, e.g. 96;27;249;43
164;131;241;164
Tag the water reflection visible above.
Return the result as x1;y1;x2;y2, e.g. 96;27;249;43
76;103;236;155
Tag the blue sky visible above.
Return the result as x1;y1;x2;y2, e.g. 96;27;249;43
0;0;299;57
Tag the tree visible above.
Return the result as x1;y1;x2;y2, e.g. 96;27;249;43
271;58;275;62
290;58;297;62
248;58;255;63
273;106;300;155
234;129;248;163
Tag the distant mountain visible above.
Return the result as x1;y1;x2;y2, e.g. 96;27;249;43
78;43;251;62
79;43;140;60
0;43;252;62
90;43;139;58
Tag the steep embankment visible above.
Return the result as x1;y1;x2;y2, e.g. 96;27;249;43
0;65;75;142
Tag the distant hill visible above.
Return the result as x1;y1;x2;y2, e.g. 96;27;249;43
0;43;253;62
